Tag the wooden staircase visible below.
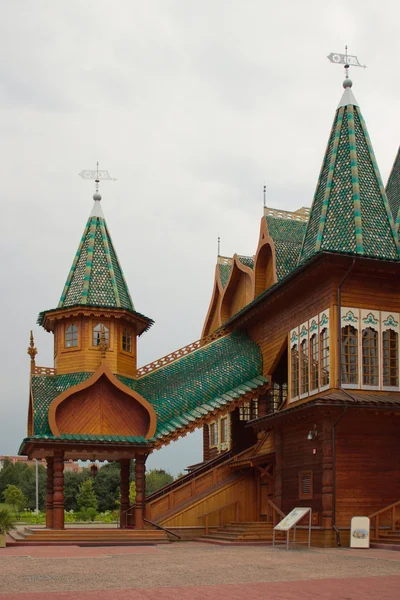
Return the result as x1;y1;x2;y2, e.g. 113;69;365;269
197;521;283;545
7;527;169;546
369;500;400;550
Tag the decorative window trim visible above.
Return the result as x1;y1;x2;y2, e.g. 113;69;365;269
299;470;313;500
121;327;133;355
289;308;330;401
62;322;81;353
90;320;112;351
209;421;218;448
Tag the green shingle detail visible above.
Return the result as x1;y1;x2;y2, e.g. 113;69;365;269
218;263;232;288
237;255;254;269
30;332;266;443
265;216;307;281
299;97;399;263
58;214;134;311
386;147;400;233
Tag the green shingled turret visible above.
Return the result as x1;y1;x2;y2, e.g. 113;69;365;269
299;83;399;263
386;147;400;233
58;199;134;311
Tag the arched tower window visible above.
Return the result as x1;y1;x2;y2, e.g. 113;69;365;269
65;324;78;348
320;327;330;387
341;325;358;384
291;344;299;398
362;327;378;386
383;329;398;387
93;323;109;347
122;328;132;353
310;333;319;391
300;338;309;395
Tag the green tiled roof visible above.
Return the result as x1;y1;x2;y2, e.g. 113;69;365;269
237;255;254;269
266;216;307;280
299;88;399;263
386;147;400;230
218;262;232;288
58;203;134;311
29;332;266;444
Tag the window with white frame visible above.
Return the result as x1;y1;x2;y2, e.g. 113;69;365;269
209;421;218;447
340;308;400;390
289;309;330;401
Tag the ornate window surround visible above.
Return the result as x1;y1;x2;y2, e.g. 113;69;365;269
289;309;330;402
341;308;399;391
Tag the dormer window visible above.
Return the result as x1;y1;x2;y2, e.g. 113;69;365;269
65;324;78;348
122;328;132;353
93;323;109;347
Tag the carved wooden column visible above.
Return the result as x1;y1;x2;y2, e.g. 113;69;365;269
46;457;54;529
322;419;333;530
52;451;65;529
274;428;283;510
135;454;146;529
119;459;130;529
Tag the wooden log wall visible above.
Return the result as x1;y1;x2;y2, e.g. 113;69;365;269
335;410;400;528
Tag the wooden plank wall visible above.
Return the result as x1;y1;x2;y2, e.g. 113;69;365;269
247;263;336;376
280;416;323;518
335;411;400;527
159;476;256;528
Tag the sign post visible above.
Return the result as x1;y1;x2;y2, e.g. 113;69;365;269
273;507;312;550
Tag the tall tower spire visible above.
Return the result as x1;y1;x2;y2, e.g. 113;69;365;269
299;66;399;263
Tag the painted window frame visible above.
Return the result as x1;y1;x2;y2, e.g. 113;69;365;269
121;327;133;354
289;309;330;401
92;321;110;348
340;308;397;391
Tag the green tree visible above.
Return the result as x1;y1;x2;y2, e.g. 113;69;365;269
145;469;174;496
64;470;90;511
129;481;136;504
93;462;120;512
76;479;98;511
0;461;46;511
3;485;27;518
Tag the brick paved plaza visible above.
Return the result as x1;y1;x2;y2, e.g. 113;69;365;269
1;542;400;599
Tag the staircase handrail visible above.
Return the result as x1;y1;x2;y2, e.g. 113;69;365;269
267;498;285;527
198;500;240;535
126;450;234;516
199;501;240;518
369;499;400;539
369;499;400;519
143;517;181;539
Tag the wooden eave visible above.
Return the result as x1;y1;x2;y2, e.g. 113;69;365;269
39;305;153;336
222;252;400;332
247;391;400;430
19;437;154;461
153;380;270;450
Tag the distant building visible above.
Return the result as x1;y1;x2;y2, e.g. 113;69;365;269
0;456;82;473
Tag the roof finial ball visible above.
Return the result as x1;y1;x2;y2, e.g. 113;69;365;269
93;190;102;202
343;77;353;89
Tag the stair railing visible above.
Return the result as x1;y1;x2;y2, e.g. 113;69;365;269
199;500;240;535
143;517;181;540
369;500;400;539
267;498;285;527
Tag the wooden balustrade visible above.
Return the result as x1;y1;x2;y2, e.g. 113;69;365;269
369;500;400;539
137;328;228;377
199;501;240;535
34;365;56;376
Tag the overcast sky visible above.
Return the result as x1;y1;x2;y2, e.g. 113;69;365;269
0;1;399;476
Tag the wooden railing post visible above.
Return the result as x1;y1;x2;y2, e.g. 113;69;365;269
392;507;396;532
205;515;209;535
375;516;379;539
235;501;239;522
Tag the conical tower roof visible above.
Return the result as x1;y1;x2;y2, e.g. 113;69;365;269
299;82;399;263
58;198;134;311
386;146;400;229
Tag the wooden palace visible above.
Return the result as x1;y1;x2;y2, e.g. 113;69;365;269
19;76;400;546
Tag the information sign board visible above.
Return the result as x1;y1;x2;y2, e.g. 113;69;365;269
274;507;311;531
